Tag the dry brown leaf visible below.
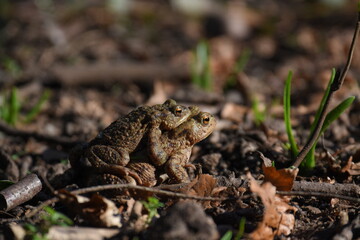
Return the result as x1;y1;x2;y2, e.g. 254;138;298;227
189;174;217;197
327;153;360;176
262;165;299;191
247;173;297;240
342;156;360;175
58;190;121;227
260;152;299;191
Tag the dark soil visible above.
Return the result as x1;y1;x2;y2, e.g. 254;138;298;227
0;1;359;239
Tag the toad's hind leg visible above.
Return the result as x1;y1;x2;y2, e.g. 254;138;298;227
85;145;142;184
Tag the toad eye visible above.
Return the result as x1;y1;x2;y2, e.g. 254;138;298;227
175;106;183;116
202;116;210;125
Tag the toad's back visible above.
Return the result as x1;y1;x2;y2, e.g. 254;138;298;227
88;106;153;152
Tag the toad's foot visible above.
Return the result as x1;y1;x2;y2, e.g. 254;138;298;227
165;162;190;183
97;165;143;185
184;163;196;170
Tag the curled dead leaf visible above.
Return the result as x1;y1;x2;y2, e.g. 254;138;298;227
247;173;297;239
260;152;298;191
262;165;299;191
58;190;121;227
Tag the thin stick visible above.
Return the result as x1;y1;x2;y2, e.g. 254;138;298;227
292;12;360;168
277;191;360;203
25;183;226;219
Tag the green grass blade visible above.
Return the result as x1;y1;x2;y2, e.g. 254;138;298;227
220;231;233;240
9;87;20;126
226;48;251;88
309;68;336;133
321;96;355;134
191;41;212;91
301;69;336;169
252;96;266;125
284;71;298;158
302;96;355;169
235;217;246;240
24;89;51;123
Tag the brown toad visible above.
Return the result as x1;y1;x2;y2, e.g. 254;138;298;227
147;110;216;183
69;99;192;183
97;109;217;186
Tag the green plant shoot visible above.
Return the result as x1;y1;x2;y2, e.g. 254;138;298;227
302;95;355;169
220;230;233;240
191;41;212;91
0;87;50;126
142;197;164;224
234;217;246;240
43;206;73;227
24;89;51;123
226;48;251;88
24;206;73;240
251;96;266;126
283;69;354;169
283;71;299;159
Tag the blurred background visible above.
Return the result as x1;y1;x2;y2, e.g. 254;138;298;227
0;0;359;142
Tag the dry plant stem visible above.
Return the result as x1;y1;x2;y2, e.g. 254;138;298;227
292;13;360;168
292;180;360;198
51;62;188;86
277;191;360;203
47;226;120;240
0;121;82;148
25;183;226;219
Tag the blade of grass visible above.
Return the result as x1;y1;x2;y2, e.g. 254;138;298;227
220;231;233;240
9;87;20;126
191;41;212;90
252;96;266;125
302;96;355;169
301;69;336;169
24;89;50;123
321;96;355;133
284;71;299;158
309;69;336;133
234;217;246;240
226;48;251;88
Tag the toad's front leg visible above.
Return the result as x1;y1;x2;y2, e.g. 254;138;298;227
84;145;142;184
147;127;169;166
165;149;192;183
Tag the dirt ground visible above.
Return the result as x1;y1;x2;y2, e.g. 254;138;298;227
0;1;359;239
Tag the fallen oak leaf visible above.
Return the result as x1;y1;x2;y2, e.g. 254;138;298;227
259;152;299;191
262;165;299;191
247;172;297;240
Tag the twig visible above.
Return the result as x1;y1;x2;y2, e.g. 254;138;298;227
0;174;42;211
277;191;360;203
25;183;226;219
49;62;188;86
0;121;82;148
292;12;360;168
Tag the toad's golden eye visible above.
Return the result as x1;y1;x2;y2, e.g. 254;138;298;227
202;116;210;125
175;106;183;116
